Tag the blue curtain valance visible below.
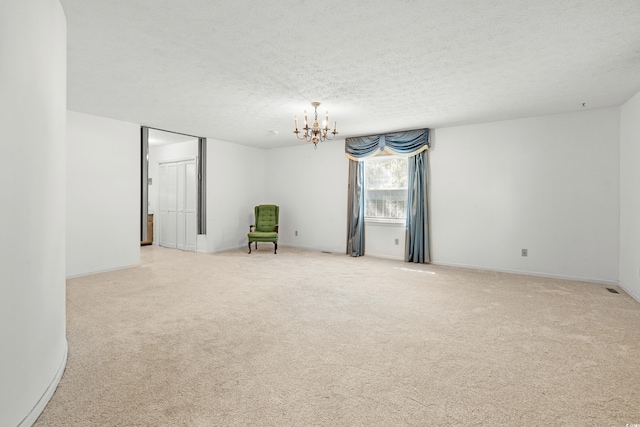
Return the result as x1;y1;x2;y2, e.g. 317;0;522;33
345;128;430;160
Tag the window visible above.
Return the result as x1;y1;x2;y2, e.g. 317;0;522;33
365;155;408;221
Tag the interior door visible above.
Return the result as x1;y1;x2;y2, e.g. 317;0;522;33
176;162;186;250
158;163;168;247
159;159;196;252
184;160;197;251
159;162;178;249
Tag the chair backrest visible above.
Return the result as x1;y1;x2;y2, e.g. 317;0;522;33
255;205;279;232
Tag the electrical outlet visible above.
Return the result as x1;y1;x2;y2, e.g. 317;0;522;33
395;238;399;245
295;230;298;237
521;249;528;257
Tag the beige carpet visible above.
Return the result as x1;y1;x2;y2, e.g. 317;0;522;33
35;245;640;426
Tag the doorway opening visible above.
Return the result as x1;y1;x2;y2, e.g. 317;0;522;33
141;127;207;252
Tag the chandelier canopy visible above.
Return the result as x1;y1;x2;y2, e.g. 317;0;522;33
293;102;338;148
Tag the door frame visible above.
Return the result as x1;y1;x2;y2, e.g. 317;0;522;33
141;126;207;246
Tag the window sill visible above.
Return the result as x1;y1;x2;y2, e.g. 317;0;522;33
365;218;405;227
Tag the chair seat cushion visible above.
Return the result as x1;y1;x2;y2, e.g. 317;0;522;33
248;231;278;242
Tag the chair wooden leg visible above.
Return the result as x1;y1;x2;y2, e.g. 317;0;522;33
274;242;277;254
248;241;252;254
255;242;258;250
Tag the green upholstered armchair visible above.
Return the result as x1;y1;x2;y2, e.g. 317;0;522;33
248;204;279;254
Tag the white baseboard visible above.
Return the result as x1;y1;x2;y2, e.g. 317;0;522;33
364;253;404;261
66;263;140;279
278;243;345;255
212;244;249;253
18;340;68;427
618;280;640;303
430;261;618;286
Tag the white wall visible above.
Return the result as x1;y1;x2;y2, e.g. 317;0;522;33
67;124;265;261
148;139;198;244
206;138;266;252
365;223;405;260
66;111;140;277
430;108;620;283
0;1;67;426
265;140;348;253
264;140;398;256
619;90;640;301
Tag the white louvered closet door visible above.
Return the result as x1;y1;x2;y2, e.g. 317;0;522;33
183;160;197;252
159;159;197;252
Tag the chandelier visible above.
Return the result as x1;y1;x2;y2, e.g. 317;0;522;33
293;102;338;148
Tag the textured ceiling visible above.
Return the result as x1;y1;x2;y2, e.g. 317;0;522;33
60;0;640;149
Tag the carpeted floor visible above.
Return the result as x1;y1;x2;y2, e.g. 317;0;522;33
35;245;640;426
